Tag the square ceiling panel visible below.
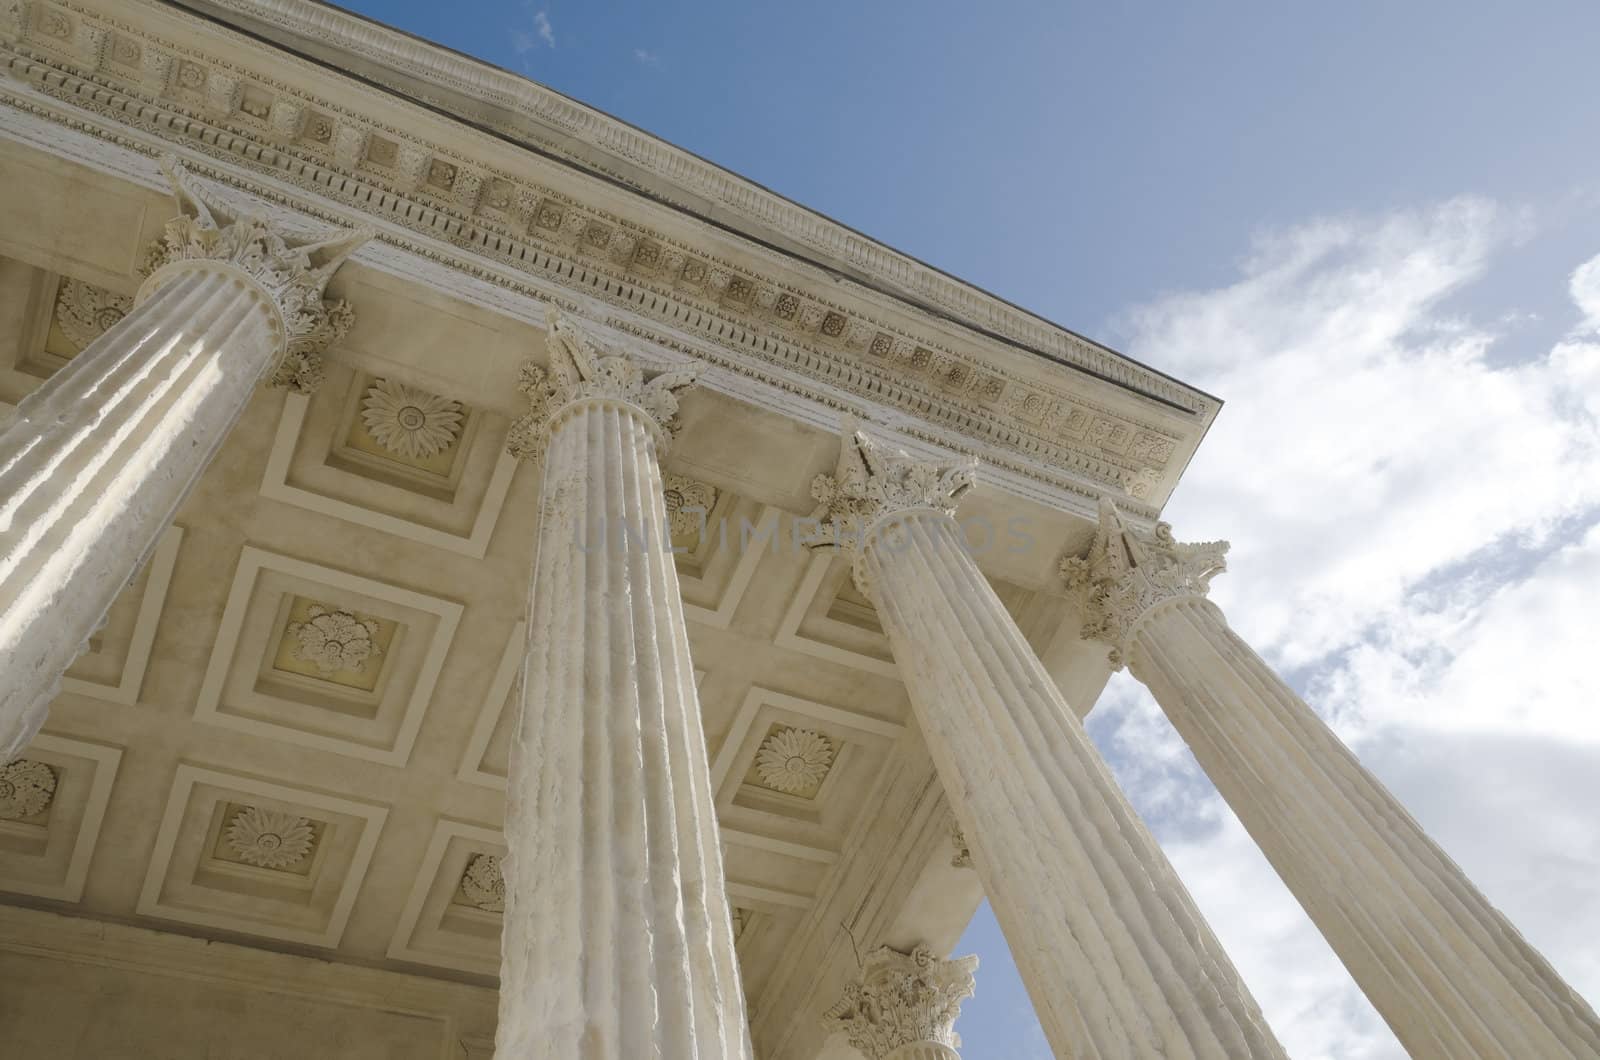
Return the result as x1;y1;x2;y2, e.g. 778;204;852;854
194;546;463;765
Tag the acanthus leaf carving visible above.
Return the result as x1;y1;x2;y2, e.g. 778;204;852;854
53;278;132;351
139;156;370;393
821;944;979;1059
287;604;383;675
0;758;57;820
1061;496;1228;667
460;852;505;912
507;308;699;460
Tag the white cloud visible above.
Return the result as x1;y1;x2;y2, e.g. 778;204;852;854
1085;213;1600;1054
633;48;661;68
514;8;555;53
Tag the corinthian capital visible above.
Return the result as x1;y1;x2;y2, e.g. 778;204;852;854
140;157;370;392
822;944;978;1059
1061;497;1229;665
811;426;977;543
507;308;699;460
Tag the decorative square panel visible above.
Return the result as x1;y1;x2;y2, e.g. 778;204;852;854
673;487;774;630
61;525;181;705
774;552;898;678
455;622;525;791
0;733;121;902
260;369;517;558
136;764;387;948
709;687;901;908
194;546;463;765
387;819;505;975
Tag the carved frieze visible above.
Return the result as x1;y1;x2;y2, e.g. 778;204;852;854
0;6;1197;509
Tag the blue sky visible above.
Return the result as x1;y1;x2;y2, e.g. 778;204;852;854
333;2;1600;1056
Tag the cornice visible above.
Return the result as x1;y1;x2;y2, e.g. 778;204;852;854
0;0;1201;514
163;0;1215;411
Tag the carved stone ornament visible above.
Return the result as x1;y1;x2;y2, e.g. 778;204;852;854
662;473;717;537
460;852;505;912
810;427;978;549
0;759;58;820
53;278;133;351
507;308;699;460
140;156;371;393
225;806;315;869
949;817;973;870
287;605;383;674
360;377;464;459
755;727;834;796
1061;496;1229;668
821;944;979;1059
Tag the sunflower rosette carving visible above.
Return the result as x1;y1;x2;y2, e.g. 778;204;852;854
755;727;834;796
507;308;700;460
361;378;464;459
225;806;315;870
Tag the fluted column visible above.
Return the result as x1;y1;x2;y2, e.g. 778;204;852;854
0;158;366;757
822;944;977;1060
812;429;1284;1060
497;310;750;1058
1066;499;1600;1058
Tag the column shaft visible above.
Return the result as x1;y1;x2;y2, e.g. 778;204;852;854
1130;596;1600;1058
864;512;1284;1060
498;397;749;1058
0;265;276;755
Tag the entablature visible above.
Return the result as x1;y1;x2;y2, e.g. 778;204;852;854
0;0;1216;520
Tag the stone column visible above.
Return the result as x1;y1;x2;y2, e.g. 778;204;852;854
813;429;1284;1060
0;158;366;758
496;310;750;1058
1065;499;1600;1058
823;944;977;1060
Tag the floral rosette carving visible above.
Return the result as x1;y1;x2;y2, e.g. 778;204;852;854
1061;496;1229;668
662;474;717;537
755;727;834;796
288;605;383;674
54;279;133;351
141;157;370;393
460;853;506;912
361;378;464;459
507;307;699;460
225;806;315;869
0;759;58;820
822;944;979;1059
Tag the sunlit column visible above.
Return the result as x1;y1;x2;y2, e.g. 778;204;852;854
1065;498;1600;1058
496;309;750;1058
0;157;366;757
813;428;1285;1060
